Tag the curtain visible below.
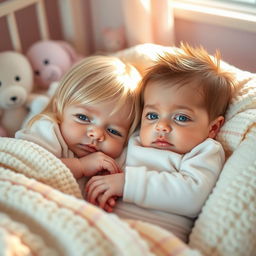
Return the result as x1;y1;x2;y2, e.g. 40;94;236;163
122;0;175;47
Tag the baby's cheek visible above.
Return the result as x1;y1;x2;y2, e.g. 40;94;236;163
112;140;126;158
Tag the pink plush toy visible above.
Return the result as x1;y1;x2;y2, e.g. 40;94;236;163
27;40;83;93
23;40;83;124
0;51;34;137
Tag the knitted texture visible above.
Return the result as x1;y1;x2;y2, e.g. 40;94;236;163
217;74;256;156
0;166;195;256
189;128;256;256
125;220;202;256
0;212;57;256
0;137;195;255
188;58;256;255
0;137;82;199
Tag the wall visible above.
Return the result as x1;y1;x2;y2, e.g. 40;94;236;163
89;0;124;52
174;18;256;73
88;1;256;73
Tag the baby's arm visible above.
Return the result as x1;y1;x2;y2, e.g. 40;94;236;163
123;139;225;217
62;151;121;179
85;173;125;209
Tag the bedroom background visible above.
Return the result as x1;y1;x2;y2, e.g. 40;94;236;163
1;0;256;73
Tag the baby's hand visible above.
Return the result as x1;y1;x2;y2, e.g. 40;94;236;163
98;195;117;213
79;152;120;177
86;173;125;209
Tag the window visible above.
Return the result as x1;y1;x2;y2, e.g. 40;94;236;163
206;0;256;8
218;0;256;4
175;0;256;11
172;0;256;32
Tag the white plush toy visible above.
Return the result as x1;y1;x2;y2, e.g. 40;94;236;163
0;51;34;137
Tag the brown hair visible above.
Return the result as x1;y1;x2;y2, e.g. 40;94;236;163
140;43;235;121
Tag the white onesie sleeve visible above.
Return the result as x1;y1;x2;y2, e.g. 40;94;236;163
15;118;72;158
123;137;225;217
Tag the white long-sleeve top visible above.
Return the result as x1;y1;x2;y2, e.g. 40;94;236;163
113;133;225;242
15;118;74;158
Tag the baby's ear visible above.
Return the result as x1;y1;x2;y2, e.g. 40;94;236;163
208;116;224;139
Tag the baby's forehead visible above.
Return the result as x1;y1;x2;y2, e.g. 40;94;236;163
145;78;204;95
144;79;206;107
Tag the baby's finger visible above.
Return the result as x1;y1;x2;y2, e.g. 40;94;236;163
99;191;112;209
107;197;116;207
102;158;119;174
85;176;102;192
86;179;104;201
88;183;107;205
104;204;114;213
98;194;113;212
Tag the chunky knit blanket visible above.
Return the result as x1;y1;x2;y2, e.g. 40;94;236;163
0;137;200;256
1;44;256;256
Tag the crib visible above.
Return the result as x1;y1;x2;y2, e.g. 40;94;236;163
0;0;89;54
0;1;256;256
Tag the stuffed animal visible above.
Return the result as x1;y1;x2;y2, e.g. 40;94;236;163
0;51;34;137
27;40;83;93
102;27;126;53
22;81;59;126
23;40;83;125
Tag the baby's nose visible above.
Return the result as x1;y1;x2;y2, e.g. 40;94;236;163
87;126;104;142
156;121;171;133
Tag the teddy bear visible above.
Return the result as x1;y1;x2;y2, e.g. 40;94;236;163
26;40;83;94
22;40;83;124
0;51;34;137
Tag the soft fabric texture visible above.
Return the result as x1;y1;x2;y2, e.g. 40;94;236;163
188;64;256;256
0;43;256;255
15;117;75;158
0;137;200;256
113;133;224;242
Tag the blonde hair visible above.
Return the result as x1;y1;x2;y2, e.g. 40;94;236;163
140;43;235;121
29;55;142;136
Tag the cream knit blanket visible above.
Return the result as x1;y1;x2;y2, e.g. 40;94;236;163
0;137;200;256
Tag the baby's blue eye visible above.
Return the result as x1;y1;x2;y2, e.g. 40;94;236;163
108;128;122;137
146;112;158;120
174;114;190;122
76;114;90;122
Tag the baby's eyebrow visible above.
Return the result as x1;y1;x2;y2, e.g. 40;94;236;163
173;104;194;112
143;104;156;109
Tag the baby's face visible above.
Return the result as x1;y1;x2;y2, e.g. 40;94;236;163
140;80;213;154
60;98;132;159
